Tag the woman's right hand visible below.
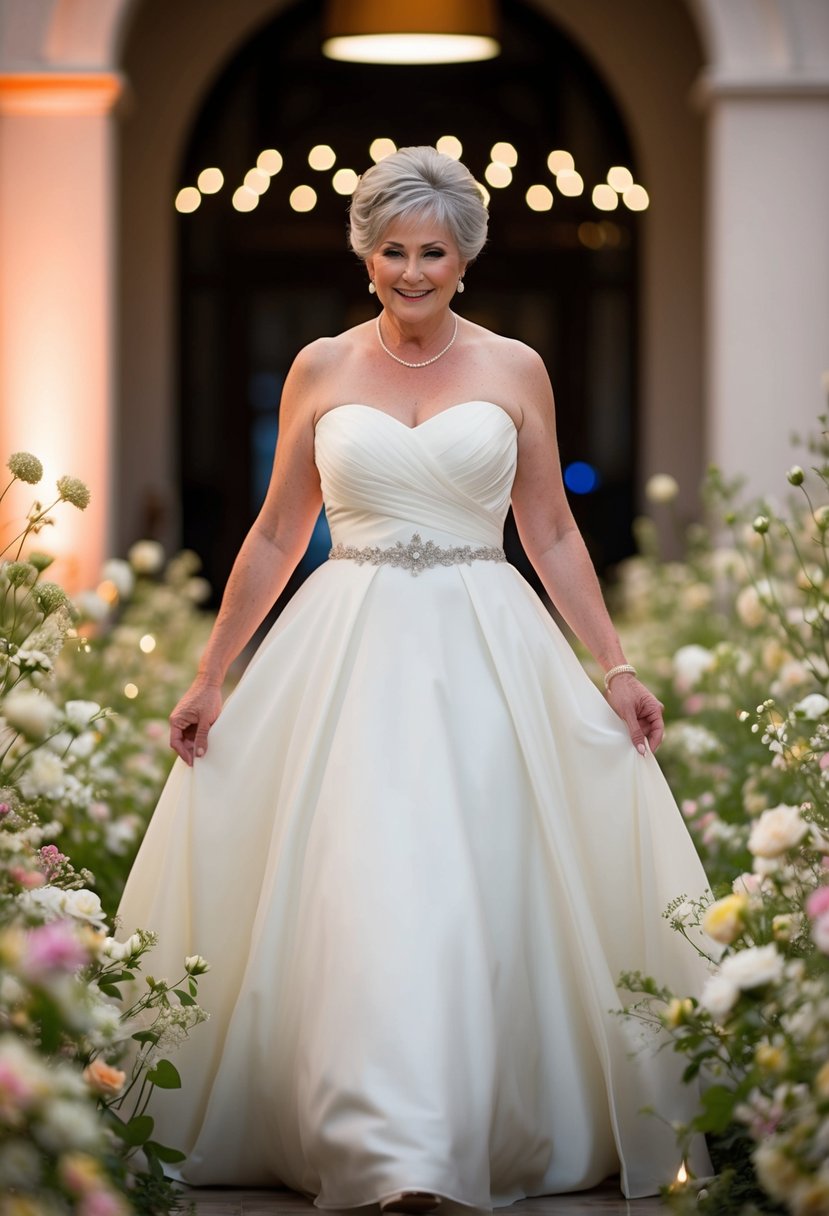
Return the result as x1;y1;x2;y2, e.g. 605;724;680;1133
169;677;224;766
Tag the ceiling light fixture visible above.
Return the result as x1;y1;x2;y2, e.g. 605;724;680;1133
322;0;500;65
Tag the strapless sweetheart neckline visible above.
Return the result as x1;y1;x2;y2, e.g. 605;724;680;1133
315;399;517;434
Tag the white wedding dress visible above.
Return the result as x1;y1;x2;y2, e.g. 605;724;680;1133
117;400;713;1209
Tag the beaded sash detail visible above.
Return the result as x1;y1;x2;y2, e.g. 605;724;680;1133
328;532;506;576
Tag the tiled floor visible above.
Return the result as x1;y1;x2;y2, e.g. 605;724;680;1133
181;1181;666;1215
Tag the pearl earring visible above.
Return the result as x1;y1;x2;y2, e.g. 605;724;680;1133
368;281;376;294
456;279;465;294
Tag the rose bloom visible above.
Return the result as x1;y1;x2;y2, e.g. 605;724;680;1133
700;973;739;1020
672;644;714;693
736;585;764;628
720;943;784;991
806;886;829;919
754;1141;804;1202
811;911;829;954
794;692;829;719
733;871;764;896
703;893;748;944
82;1059;126;1097
61;889;107;929
748;804;808;858
2;689;59;739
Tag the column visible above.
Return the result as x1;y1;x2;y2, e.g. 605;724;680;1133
0;71;123;591
699;77;829;499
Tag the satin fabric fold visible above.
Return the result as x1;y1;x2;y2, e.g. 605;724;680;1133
117;400;712;1208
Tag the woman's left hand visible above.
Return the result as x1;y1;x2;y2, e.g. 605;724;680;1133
606;674;665;755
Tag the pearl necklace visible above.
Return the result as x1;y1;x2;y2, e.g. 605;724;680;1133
376;313;458;368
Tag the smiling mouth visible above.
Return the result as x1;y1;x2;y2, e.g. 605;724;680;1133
395;289;432;299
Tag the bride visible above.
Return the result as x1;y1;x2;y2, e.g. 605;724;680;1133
117;145;712;1212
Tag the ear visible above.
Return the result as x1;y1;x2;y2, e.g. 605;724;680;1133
364;255;375;282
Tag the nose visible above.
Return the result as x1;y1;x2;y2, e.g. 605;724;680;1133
402;257;423;283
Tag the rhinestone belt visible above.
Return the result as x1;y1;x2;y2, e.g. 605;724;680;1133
328;531;506;576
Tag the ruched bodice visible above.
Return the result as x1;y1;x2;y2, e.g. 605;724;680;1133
314;399;516;549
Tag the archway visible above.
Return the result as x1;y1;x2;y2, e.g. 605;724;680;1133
175;0;641;606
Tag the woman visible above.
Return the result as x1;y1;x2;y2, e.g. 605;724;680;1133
118;146;712;1212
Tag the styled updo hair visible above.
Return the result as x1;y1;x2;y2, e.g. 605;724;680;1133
348;146;489;264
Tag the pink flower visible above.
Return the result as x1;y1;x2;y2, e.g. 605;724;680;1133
0;803;10;818
23;921;89;976
683;694;705;715
806;886;829;920
79;1189;129;1216
811;911;829;954
9;866;46;889
0;1061;37;1121
37;843;69;879
819;752;829;770
681;799;698;819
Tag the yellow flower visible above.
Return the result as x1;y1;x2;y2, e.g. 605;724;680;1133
702;894;748;944
58;1153;102;1196
663;998;695;1028
755;1042;787;1072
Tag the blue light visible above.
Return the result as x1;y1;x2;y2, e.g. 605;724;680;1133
564;461;599;494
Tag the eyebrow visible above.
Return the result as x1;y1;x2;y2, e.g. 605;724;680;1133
382;240;448;249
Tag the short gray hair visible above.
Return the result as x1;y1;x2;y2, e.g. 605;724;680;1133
348;146;489;264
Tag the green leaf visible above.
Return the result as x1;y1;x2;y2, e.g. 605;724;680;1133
145;1140;187;1164
122;1114;155;1146
131;1030;159;1044
173;988;196;1006
147;1059;182;1089
98;982;122;999
692;1085;737;1134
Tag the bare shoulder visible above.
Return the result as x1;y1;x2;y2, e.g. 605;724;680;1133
282;324;373;422
461;320;553;424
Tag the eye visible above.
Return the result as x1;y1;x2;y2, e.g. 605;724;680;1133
381;248;403;258
425;249;445;258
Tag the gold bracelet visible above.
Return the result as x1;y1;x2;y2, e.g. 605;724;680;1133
604;663;637;691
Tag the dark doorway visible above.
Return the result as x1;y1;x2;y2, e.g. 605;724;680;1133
178;0;640;614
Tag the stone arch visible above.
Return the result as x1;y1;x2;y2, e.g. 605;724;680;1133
111;0;712;552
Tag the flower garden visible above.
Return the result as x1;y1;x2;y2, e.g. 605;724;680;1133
2;418;829;1214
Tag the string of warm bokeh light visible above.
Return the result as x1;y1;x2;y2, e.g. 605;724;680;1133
174;136;649;216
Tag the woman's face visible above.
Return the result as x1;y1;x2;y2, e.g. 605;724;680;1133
365;213;466;325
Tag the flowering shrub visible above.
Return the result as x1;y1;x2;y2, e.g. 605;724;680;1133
612;420;829;1214
1;454;210;1212
1;460;212;916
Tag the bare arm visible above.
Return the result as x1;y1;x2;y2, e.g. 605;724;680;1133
170;342;328;764
509;346;663;753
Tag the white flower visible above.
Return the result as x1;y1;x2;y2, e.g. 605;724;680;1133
645;473;679;503
101;558;134;599
700;973;739;1019
18;751;66;799
673;644;715;692
64;699;102;730
736;585;764;628
184;954;210;975
128;539;165;574
794;693;829;719
72;589;110;622
35;1098;103;1152
732;871;763;896
720;943;784;990
18;885;67;921
2;689;59;738
14;648;52;672
748;804;808;858
62;888;107;929
103;932;142;962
